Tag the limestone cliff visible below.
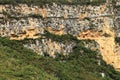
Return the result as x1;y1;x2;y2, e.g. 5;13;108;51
0;1;120;70
77;17;120;70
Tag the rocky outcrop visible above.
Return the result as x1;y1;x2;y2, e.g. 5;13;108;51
24;39;76;57
0;1;120;70
0;3;110;38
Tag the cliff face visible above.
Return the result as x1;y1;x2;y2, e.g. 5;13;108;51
0;2;111;38
0;1;120;70
77;17;120;69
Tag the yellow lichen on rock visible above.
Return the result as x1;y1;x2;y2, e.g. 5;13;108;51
79;13;87;20
99;4;106;14
46;27;65;36
40;9;47;18
77;30;99;40
10;27;40;40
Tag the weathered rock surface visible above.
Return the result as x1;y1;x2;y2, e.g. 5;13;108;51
0;1;120;70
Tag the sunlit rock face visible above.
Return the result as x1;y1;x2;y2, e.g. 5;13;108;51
0;1;120;70
24;39;76;57
0;3;110;39
77;17;120;70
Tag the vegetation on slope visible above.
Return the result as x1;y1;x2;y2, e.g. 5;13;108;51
0;33;120;80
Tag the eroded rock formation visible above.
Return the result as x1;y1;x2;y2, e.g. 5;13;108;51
0;1;120;70
77;18;120;70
